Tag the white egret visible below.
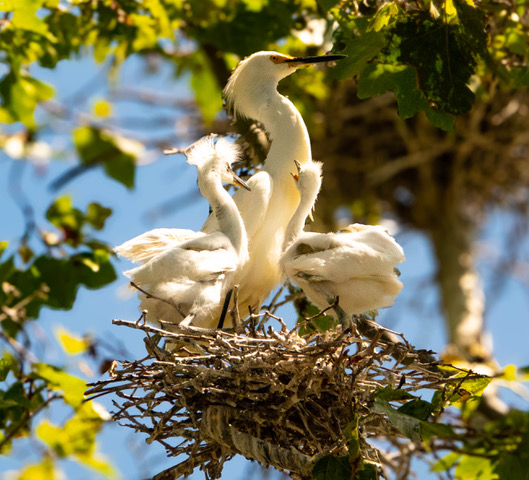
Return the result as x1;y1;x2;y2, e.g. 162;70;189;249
115;136;250;329
202;51;346;320
280;162;405;327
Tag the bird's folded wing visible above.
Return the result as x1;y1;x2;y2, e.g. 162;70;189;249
286;244;400;283
115;228;205;263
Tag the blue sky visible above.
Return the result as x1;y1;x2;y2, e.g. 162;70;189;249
1;52;528;480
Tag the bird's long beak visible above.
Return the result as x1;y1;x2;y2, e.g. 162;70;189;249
291;160;301;180
228;166;251;191
285;54;346;67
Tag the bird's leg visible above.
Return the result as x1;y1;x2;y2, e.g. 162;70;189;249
135;310;148;326
179;313;196;329
130;281;186;318
230;285;243;334
217;288;233;330
329;296;353;331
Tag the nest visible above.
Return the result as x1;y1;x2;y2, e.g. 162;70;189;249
87;312;484;480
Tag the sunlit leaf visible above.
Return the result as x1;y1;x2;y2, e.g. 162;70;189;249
33;363;86;408
0;355;15;381
55;327;89;355
432;451;462;472
501;364;517;381
0;241;8;258
93;99;112;117
455;455;498;480
0;73;54;128
189;50;223;124
11;0;48;35
37;402;116;477
330;29;385;79
18;458;58;480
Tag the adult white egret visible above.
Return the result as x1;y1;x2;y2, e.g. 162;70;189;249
202;51;345;320
280;161;405;327
115;136;250;329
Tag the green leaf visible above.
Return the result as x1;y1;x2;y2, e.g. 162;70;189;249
432;452;462;472
33;363;86;408
373;398;421;442
0;241;8;258
397;399;434;421
452;0;488;56
370;2;401;32
0;356;15;381
313;454;352;480
74;250;117;289
73;127;136;188
455;455;498;480
103;149;135;189
0;72;54;128
46;196;84;245
189;50;223;124
11;0;48;35
419;420;456;441
354;462;378;480
357;63;454;131
495;454;529;480
375;386;416;402
316;0;340;13
37;402;116;477
512;67;529;88
389;13;476;115
330;29;385;80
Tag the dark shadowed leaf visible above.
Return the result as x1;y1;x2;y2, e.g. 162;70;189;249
313;454;352;480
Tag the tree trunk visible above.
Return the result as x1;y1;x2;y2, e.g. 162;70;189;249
430;208;489;363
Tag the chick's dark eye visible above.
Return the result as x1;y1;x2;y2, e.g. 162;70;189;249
271;55;277;61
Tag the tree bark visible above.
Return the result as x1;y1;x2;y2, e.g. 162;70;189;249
430;207;489;363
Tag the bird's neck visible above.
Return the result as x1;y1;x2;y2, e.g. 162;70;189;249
282;186;318;250
199;174;248;259
260;93;312;177
233;82;312;176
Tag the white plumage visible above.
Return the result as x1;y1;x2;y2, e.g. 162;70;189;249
115;137;249;329
202;51;345;320
280;161;405;325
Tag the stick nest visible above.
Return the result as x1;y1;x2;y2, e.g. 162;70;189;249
87;315;481;480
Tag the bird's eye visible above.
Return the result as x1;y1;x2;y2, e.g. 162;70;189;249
270;55;278;61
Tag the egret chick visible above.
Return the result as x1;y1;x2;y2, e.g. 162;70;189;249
117;136;250;329
202;51;345;320
280;162;405;328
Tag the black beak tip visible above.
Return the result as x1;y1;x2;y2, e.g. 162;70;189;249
286;54;347;64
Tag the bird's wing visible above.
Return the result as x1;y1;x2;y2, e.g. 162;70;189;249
115;228;204;264
125;233;238;286
201;170;272;240
283;233;400;283
340;225;405;263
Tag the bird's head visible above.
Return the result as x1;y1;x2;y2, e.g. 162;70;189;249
291;160;323;220
223;51;345;120
296;161;323;195
186;136;251;191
